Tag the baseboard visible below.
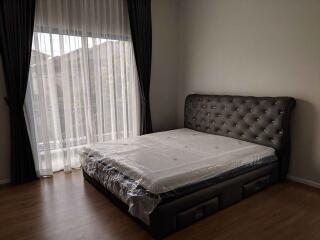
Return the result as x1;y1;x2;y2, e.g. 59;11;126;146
0;178;11;185
287;175;320;189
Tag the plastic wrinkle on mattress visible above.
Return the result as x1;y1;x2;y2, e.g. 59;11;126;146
80;128;277;225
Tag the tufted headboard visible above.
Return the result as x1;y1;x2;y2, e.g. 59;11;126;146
184;94;296;179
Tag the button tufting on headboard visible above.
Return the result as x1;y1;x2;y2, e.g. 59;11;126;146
184;94;296;180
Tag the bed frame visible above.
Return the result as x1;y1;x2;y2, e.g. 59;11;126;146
83;94;296;239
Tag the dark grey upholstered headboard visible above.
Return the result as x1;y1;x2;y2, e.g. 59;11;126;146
184;94;296;180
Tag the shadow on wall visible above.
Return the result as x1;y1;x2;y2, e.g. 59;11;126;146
289;99;319;181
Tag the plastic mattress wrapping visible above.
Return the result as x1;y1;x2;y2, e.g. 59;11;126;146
80;128;277;225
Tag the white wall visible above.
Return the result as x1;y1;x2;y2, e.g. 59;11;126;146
0;59;10;183
151;0;179;131
177;0;320;184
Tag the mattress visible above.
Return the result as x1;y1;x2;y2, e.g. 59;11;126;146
80;128;277;224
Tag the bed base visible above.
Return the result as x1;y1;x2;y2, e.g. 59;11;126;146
83;162;279;239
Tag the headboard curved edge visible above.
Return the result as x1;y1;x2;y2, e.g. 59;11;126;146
184;94;296;179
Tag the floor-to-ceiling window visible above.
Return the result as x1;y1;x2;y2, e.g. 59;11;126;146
24;0;139;176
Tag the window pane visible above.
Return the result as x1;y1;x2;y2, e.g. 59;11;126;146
28;31;138;171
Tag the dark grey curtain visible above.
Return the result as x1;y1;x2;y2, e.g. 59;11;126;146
127;0;153;134
0;0;37;184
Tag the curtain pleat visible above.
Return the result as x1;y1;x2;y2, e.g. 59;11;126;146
25;0;140;176
0;0;38;184
127;0;153;135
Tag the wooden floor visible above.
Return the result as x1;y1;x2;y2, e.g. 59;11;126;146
1;171;320;240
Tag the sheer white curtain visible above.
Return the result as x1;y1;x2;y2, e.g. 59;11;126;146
25;0;140;176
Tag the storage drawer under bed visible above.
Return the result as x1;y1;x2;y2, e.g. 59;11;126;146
177;197;219;229
242;175;270;198
175;174;271;230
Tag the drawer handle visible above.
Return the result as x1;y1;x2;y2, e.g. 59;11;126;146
194;208;204;220
255;180;264;191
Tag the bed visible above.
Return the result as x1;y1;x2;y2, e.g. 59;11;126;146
81;94;296;239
